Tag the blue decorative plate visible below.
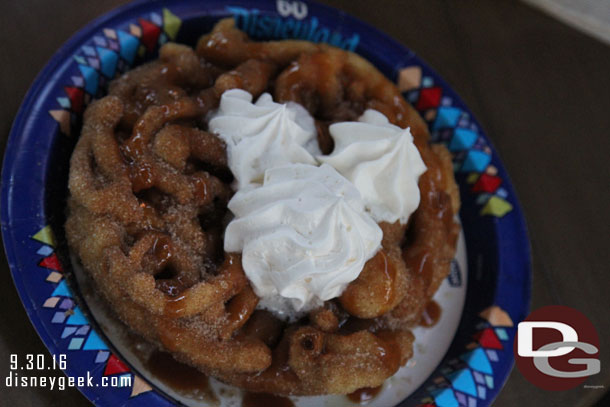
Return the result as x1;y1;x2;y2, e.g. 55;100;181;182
1;1;531;406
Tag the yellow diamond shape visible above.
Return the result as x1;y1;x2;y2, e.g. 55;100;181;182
32;225;56;247
163;8;182;40
480;196;512;217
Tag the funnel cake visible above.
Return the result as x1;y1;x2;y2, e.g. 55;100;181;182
65;18;460;396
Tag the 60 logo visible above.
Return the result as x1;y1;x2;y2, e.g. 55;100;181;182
276;0;308;20
514;305;600;390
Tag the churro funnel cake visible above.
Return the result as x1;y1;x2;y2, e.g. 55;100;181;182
65;18;460;396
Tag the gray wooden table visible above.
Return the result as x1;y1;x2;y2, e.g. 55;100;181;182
1;1;608;406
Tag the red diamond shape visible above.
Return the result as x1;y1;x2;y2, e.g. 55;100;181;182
64;86;84;114
472;173;502;193
103;354;130;376
415;86;442;111
474;327;503;350
139;19;161;53
38;253;63;272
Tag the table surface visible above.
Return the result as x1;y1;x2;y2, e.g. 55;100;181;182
0;1;608;406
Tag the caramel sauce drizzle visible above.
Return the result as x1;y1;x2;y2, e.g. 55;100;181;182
419;300;442;327
242;391;294;407
145;350;218;403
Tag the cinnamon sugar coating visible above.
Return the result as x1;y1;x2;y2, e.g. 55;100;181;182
66;18;460;395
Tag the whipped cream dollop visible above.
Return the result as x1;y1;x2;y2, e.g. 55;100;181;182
318;109;427;224
208;89;320;189
224;163;382;318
